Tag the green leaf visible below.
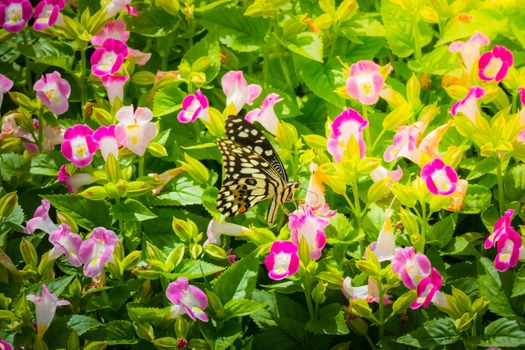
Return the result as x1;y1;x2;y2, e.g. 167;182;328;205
153;85;185;117
479;318;525;347
0;153;27;183
127;306;168;324
42;194;111;230
392;289;417;315
408;46;459;75
340;37;386;63
427;214;456;248
466;157;499;180
214;251;259;304
305;304;349;335
196;8;270;52
286;32;323;62
111;199;157;222
478;257;515;317
224;298;264;319
30;151;65;176
18;40;74;70
201;187;221;221
149;176;203;206
126;7;177;36
84;320;137;345
462;184;492;214
172;259;225;279
68;315;102;336
511;266;525;298
200;319;242;350
395;318;460;348
182;35;221;83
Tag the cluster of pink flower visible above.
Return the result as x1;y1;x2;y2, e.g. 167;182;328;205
0;0;64;32
26;199;119;278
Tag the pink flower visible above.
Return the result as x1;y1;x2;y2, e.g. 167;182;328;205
448;32;490;72
485;209;517;249
115;105;157;156
166;277;209;322
447;179;468;212
79;227;119;278
384;123;423;164
450;86;485;124
370;165;403;183
0;340;12;350
368;210;395;262
0;0;32;32
127;48;152;66
90;38;128;77
204;219;250;247
327;108;368;162
61;125;98;167
264;240;300;280
177;89;210;123
392;247;431;289
245;93;282;134
93;125;119;161
420;158;458;196
48;224;82;267
33;71;71;115
342;277;390;304
494;230;522;272
345;60;384;105
221;71;262;112
33;0;64;31
91;19;129;47
418;121;454;159
102;75;128;106
103;0;137;19
411;268;442;309
0;73;13;110
289;205;329;260
478;45;513;82
26;200;58;234
305;164;336;217
57;164;96;193
26;284;70;337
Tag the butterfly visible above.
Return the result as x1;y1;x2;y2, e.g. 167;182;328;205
217;115;300;225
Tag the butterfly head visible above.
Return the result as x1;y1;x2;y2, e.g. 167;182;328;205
285;182;301;202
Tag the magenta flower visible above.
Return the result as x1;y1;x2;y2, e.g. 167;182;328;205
204;219;249;247
0;0;32;32
61;125;98;167
177;89;210;123
166;277;209;322
91;19;129;47
0;73;13;110
345;60;384;105
33;0;64;31
79;227;119;278
33;71;71;115
103;0;137;19
327;108;368;162
494;230;522;272
485;209;517;249
411;268;442;310
288;205;329;260
0;340;12;350
48;224;82;267
448;32;490;72
115;105;157;156
392;247;431;289
90;38;128;77
450;86;485;124
421;158;458;196
245;93;282;134
264;240;300;280
57;164;96;193
26;284;70;337
221;71;262;112
478;46;513;82
102;75;128;106
93;125;119;161
26;200;58;234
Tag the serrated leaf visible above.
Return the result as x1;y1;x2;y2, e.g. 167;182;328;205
111;199;157;222
214;251;259;304
42;194;111;230
224;298;264;319
479;318;525;347
153;85;185;117
478;257;515;317
305;303;349;335
395;318;460;348
286;32;323;62
68;315;102;336
150;176;203;206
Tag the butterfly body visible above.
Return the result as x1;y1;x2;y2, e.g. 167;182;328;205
217;115;299;225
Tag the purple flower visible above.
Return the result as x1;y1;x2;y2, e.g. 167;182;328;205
345;60;385;105
264;240;300;280
102;75;128;107
221;71;261;112
166;277;209;322
90;38;128;77
57;164;96;193
48;224;82;267
411;268;442;310
61;125;98;167
79;227;119;278
177;89;210;123
448;32;490;72
33;0;64;31
245;93;282;134
288;205;329;260
392;247;431;289
33;71;71;115
327;108;368;162
93;125;119;161
26;284;70;337
420;158;458;196
91;19;129;47
478;45;513;82
26;199;58;234
115;105;157;156
0;0;32;32
450;86;485;124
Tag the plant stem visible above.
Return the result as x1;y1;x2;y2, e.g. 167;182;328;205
369;128;386;155
365;334;378;350
277;51;293;91
263;46;269;89
412;8;422;60
497;159;505;214
138;155;145;178
362;105;371;149
80;44;88;111
304;274;315;319
37;110;44;153
343;192;358;221
329;22;339;58
377;277;385;341
512;90;518;114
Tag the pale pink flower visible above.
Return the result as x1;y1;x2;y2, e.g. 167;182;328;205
204;219;250;247
392;247;431;289
93;125;119;161
448;32;490;72
102;75;128;106
383;123;423;164
370;165;403;183
450;86;485;124
48;224;82;267
0;73;13;110
61;125;98;167
166;277;209;322
264;240;300;280
33;71;71;115
447;179;468;212
33;0;64;31
478;45;513;82
127;48;152;66
368;210;395;262
90;38;128;77
420;158;458;196
245;93;282;134
57;164;96;193
0;0;32;32
289;205;329;260
103;0;137;19
26;284;70;337
342;277;390;304
79;227;119;278
305;164;336;217
327;108;368;162
221;71;262;112
114;105;157;156
411;268;442;309
345;60;384;105
26;199;58;234
91;19;129;47
177;89;209;123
